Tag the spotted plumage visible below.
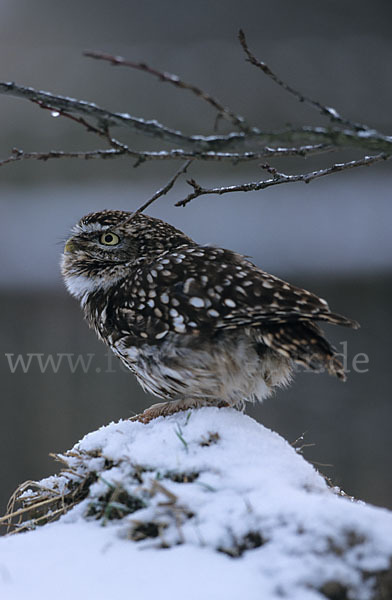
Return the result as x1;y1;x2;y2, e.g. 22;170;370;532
61;210;358;421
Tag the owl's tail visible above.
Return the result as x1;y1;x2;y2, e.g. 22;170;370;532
307;311;360;330
260;321;349;381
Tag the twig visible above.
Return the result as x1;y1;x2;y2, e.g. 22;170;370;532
31;98;108;137
253;143;334;158
84;50;252;133
29;98;129;151
0;144;335;169
0;147;126;167
125;159;193;221
238;29;371;133
129;143;334;162
0;82;189;146
176;153;389;207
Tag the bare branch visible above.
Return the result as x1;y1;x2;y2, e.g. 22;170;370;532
0;81;189;146
176;153;390;207
30;97;111;139
1;82;391;156
132;143;334;162
267;126;392;153
0;147;124;167
84;51;252;133
238;29;372;133
0;143;336;170
254;143;335;158
126;159;193;219
137;143;333;161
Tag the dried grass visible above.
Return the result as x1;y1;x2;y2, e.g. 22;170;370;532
0;449;99;535
0;445;196;539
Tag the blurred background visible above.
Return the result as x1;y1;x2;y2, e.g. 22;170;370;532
0;0;391;519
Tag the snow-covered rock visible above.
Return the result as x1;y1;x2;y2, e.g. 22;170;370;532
0;407;391;600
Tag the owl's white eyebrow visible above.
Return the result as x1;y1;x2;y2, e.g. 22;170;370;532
74;222;111;234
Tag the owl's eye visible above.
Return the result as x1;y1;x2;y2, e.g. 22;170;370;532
100;232;120;246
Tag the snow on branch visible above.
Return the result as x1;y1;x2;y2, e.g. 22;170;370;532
1;409;392;599
177;154;388;206
0;30;391;212
0;81;188;145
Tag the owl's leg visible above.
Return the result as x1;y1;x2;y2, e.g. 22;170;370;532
130;398;230;424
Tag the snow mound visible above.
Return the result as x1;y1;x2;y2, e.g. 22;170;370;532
1;407;392;600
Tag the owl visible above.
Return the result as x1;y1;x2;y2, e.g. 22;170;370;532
61;210;358;422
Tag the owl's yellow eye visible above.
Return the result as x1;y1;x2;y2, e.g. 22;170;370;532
100;232;120;246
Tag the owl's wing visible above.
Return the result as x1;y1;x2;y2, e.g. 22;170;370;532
115;245;358;343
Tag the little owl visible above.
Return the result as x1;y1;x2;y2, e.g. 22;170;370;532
61;210;358;422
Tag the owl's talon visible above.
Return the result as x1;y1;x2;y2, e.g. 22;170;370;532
130;398;231;424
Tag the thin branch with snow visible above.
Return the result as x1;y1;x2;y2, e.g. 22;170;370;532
0;143;336;170
176;153;389;207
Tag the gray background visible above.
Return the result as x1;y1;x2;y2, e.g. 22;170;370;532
0;0;391;518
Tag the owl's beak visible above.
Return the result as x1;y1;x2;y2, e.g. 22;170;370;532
64;238;75;253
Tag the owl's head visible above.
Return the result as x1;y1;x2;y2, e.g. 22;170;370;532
61;209;193;301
